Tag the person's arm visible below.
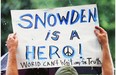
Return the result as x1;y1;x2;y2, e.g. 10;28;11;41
6;33;18;75
94;26;114;75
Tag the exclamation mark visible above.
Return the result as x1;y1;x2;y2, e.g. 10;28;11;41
79;43;82;59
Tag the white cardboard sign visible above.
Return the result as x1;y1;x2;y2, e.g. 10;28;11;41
11;4;102;69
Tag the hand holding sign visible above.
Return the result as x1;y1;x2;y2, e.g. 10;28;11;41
6;33;18;54
94;26;108;46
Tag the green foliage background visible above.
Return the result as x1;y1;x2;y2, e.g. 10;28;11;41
1;0;115;74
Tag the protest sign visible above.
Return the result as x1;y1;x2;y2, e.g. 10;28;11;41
11;4;102;69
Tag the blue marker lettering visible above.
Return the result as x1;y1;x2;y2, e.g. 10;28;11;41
70;10;80;25
49;45;60;59
88;8;97;22
47;14;57;27
80;9;87;23
57;11;70;25
70;30;80;40
35;12;47;29
26;46;35;60
18;14;33;29
51;31;60;41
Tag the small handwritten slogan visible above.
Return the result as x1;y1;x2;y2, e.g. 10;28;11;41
11;4;102;70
